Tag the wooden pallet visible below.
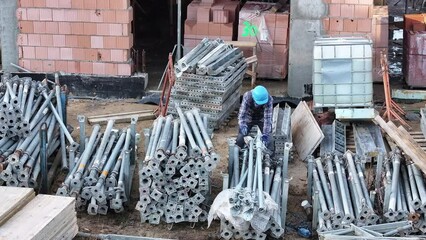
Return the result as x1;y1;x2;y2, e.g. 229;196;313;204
0;187;78;240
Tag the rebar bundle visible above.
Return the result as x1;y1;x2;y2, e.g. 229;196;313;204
0;73;75;188
136;107;220;224
169;38;247;129
56;117;138;215
208;129;293;240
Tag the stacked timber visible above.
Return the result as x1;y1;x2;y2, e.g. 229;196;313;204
0;186;78;239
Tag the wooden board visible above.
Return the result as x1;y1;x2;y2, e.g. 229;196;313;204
0;194;77;240
291;101;324;160
0;187;35;226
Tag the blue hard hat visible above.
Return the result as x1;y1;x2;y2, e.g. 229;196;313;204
252;86;269;105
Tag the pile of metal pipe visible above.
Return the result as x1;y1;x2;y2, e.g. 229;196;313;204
169;38;247;129
56;117;138;215
0;73;74;188
310;151;379;232
208;130;292;240
381;149;426;234
136;106;220;224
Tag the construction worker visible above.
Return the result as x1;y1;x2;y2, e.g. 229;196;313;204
236;85;273;150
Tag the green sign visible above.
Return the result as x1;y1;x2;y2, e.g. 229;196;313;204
241;21;258;37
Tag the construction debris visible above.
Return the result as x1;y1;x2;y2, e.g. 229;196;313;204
0;187;78;239
137;107;219;224
56;117;138;215
0;73;76;188
208;129;292;240
169;38;247;129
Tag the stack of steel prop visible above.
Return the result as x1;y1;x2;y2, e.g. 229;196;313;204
56;117;138;216
381;149;426;234
272;104;293;159
309;151;380;232
169;38;247;129
208;129;292;240
0;73;76;188
136;106;220;224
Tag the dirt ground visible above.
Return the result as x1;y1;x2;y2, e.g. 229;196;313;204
63;79;311;240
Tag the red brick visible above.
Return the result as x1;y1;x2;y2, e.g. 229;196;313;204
40;34;53;46
358;0;373;4
117;63;132;75
208;22;221;37
345;0;358;3
71;0;84;9
65;9;78;22
110;24;123;36
30;60;43;72
55;60;68;72
197;22;209;35
80;62;93;74
18;34;29;46
83;23;97;35
197;6;211;23
103;10;116;23
98;49;111;61
47;47;60;60
96;0;110;9
45;22;59;34
105;63;118;75
122;23;131;36
220;23;233;37
185;20;197;38
322;18;330;31
16;9;27;21
20;0;33;8
84;0;97;9
27;9;40;21
274;27;288;45
58;22;72;34
71;23;84;35
329;4;341;17
90;10;103;23
276;14;289;29
116;36;132;49
33;0;46;7
357;18;372;32
93;62;106;75
187;2;198;21
354;5;369;18
46;0;59;8
77;9;90;22
77;36;91;48
110;0;130;10
60;48;73;60
43;61;56;72
91;36;104;48
28;34;41;46
19;21;34;34
330;18;344;31
341;4;355;18
116;8;133;23
35;47;48;59
212;9;229;24
72;48;85;60
67;61;80;72
85;49;98;61
113;49;129;62
343;19;357;32
104;37;117;48
58;0;72;8
19;59;31;70
97;24;109;35
33;22;46;34
39;9;52;21
23;46;36;59
65;35;78;47
52;9;65;21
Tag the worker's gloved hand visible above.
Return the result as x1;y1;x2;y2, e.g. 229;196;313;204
240;125;248;135
261;134;269;146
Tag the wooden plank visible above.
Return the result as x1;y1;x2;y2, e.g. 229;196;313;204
374;115;426;174
0;195;76;240
225;41;257;48
291;101;324;160
0;187;35;226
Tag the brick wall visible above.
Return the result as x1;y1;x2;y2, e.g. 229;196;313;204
322;0;388;82
16;0;134;76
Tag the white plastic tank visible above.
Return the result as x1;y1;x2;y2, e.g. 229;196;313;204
312;37;373;108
